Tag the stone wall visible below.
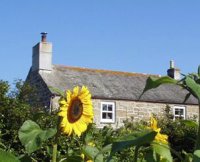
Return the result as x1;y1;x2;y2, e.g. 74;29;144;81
92;99;199;128
26;69;52;109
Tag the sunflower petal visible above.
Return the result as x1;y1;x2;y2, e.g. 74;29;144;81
66;90;72;102
73;123;82;137
59;99;67;105
63;123;73;136
58;111;66;117
149;115;168;144
72;86;79;97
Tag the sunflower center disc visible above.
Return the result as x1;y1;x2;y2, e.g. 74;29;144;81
68;98;83;123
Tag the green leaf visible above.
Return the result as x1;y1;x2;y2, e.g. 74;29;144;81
185;76;200;100
101;144;112;153
0;149;20;162
110;131;157;155
19;154;33;162
94;154;103;162
82;145;103;162
140;76;177;98
94;144;112;162
182;151;193;162
144;149;156;162
181;120;198;128
152;142;172;162
183;93;191;103
84;132;93;143
48;86;64;97
193;150;200;162
18;120;57;154
198;65;200;76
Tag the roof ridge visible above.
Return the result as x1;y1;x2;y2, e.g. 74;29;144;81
54;64;159;77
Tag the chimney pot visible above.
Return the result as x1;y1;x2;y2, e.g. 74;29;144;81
41;32;48;42
170;60;174;68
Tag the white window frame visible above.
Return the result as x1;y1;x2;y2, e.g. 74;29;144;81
100;102;115;123
173;106;186;120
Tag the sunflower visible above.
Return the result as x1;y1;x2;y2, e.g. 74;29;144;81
58;86;93;137
149;115;168;144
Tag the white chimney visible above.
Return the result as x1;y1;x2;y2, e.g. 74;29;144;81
167;60;180;80
32;32;52;72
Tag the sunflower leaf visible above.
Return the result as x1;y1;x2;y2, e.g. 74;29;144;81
139;76;177;99
110;130;157;155
100;144;112;153
0;149;20;162
151;142;173;162
184;76;200;100
181;120;198;128
193;150;200;162
18;120;57;154
183;93;191;103
144;149;157;162
19;154;33;162
82;145;103;162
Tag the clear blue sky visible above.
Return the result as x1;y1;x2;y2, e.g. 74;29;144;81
0;1;200;85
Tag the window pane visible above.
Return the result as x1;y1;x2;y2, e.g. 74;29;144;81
102;113;107;119
175;109;179;115
107;113;112;119
175;108;183;115
175;109;180;115
102;113;113;119
103;104;107;111
108;104;113;111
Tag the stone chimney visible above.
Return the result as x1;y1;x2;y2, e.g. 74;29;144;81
32;32;52;72
167;60;180;80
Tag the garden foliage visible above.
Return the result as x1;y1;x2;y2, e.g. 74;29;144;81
0;66;200;161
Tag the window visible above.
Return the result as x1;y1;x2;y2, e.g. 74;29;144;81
173;106;186;120
100;102;115;123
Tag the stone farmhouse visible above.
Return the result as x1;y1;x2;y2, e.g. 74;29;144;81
26;33;198;128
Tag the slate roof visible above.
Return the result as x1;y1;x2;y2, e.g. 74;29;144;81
38;64;198;105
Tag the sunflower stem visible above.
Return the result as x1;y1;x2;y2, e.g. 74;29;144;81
195;100;200;150
52;143;57;162
52;116;61;162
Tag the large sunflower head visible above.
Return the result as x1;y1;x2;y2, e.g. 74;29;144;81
58;86;93;137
